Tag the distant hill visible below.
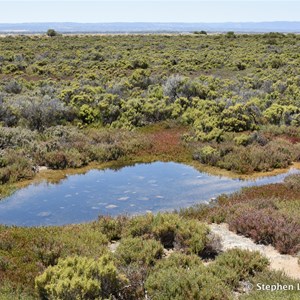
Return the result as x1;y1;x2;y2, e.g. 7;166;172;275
0;22;300;34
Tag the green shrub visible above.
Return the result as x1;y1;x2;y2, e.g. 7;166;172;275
0;127;38;148
44;151;68;169
194;145;220;165
114;237;163;266
65;148;88;168
0;150;34;184
151;252;203;269
283;174;300;190
124;213;209;255
46;29;58;37
234;134;252;146
225;31;236;38
151;213;181;248
123;213;154;238
0;280;35;300
33;239;63;267
145;253;232;300
11;96;71;131
217;142;293;173
208;249;269;288
96;215;128;241
35;255;128;300
174;218;209;255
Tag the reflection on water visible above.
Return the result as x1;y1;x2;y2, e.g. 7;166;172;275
0;162;298;226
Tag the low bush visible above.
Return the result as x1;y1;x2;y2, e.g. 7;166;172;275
283;173;300;190
95;215;128;241
208;249;269;288
124;213;209;255
0;224;109;290
152;213;209;253
0;127;38;149
194;145;220;165
160;252;204;269
145;252;232;300
0;280;35;300
229;209;300;254
44;151;68;169
123;213;154;238
173;218;209;255
234;133;253;146
193;139;296;174
0;150;34;184
177;203;213;221
11;96;72;131
35;255;128;300
33;238;63;267
114;237;163;267
151;214;182;248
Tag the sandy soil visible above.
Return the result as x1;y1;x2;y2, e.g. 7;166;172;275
210;223;300;279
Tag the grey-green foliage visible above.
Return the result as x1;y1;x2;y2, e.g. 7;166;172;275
0;96;18;127
11;96;72;131
0;126;38;149
163;75;186;102
4;80;22;94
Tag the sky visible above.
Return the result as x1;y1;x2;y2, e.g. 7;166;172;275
0;1;300;23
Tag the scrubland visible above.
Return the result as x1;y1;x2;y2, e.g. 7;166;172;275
1;33;300;299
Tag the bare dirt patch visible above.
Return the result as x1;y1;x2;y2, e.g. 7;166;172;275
210;223;300;280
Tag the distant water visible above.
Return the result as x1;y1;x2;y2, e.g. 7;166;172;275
0;162;298;226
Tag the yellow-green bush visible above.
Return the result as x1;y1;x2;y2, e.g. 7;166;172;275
123;213;209;255
114;237;163;266
35;255;128;300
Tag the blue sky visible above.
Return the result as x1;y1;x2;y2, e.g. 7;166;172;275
0;1;300;23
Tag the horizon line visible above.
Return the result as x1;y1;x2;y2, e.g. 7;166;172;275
1;21;300;24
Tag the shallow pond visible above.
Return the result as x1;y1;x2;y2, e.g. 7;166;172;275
0;162;298;226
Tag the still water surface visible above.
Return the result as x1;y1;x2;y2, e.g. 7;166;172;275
0;162;298;226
